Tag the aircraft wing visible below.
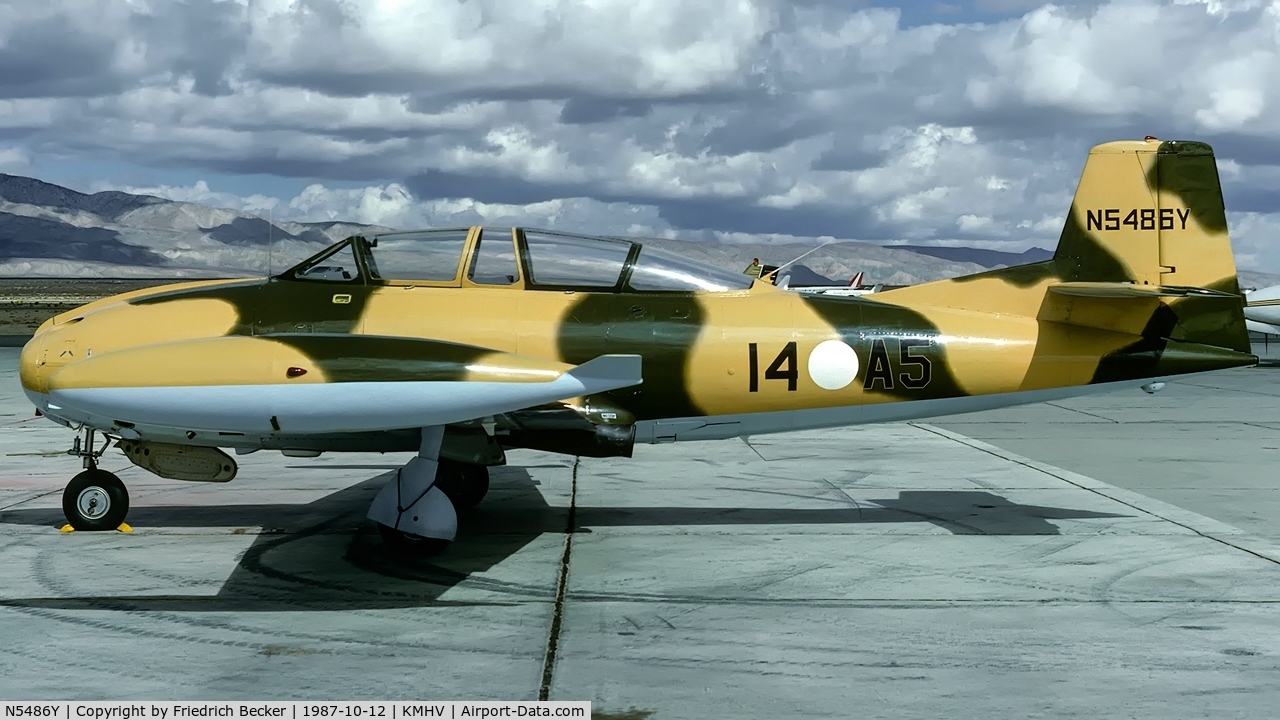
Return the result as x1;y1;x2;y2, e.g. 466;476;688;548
44;335;643;435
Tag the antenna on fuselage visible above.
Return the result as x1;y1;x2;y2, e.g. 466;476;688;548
763;239;835;282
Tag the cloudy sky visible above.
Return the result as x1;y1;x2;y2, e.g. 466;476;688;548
3;0;1280;270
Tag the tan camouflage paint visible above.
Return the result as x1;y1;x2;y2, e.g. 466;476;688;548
20;140;1255;433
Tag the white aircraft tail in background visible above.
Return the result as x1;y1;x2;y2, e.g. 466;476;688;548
1245;285;1280;335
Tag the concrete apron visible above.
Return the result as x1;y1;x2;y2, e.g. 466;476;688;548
1;349;1279;718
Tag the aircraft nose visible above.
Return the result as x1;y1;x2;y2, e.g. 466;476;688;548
18;332;49;394
19;321;78;395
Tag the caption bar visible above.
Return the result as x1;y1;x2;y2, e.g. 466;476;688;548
4;704;589;720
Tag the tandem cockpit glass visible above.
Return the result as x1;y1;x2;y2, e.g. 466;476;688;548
287;226;756;293
364;229;470;284
517;228;753;293
469;227;521;285
521;230;633;289
625;245;754;292
287;229;472;285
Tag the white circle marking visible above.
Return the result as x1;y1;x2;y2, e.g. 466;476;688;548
808;340;859;391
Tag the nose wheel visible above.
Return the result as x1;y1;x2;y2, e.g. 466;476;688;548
60;426;130;531
62;468;130;531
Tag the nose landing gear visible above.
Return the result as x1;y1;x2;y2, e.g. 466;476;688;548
62;468;130;531
60;427;131;532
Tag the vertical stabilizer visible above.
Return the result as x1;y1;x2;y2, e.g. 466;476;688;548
1055;139;1239;294
873;139;1251;356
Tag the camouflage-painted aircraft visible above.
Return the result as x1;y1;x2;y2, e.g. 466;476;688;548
19;139;1256;553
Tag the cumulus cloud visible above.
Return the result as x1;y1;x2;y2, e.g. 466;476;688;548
4;0;1280;270
92;179;280;217
95;177;675;237
0;146;29;172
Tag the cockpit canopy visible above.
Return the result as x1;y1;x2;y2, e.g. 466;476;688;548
283;227;755;293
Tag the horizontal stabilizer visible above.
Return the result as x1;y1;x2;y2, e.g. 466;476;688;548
1049;282;1237;299
1040;281;1248;351
1094;338;1256;384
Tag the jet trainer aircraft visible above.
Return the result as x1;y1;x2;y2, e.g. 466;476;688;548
19;139;1257;554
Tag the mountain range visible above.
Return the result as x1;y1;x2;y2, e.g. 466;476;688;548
2;173;1276;288
0;174;379;278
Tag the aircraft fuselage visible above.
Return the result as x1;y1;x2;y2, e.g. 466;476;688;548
20;267;1246;450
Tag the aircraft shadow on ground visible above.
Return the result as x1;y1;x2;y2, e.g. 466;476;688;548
0;467;1124;613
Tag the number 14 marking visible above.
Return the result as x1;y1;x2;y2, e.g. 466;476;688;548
748;342;797;392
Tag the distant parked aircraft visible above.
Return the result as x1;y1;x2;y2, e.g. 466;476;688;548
794;270;885;297
1245;285;1280;335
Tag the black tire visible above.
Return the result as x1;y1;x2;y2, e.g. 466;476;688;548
432;459;490;512
62;469;129;531
377;523;451;557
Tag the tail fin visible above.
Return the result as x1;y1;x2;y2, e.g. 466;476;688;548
1055;139;1239;294
875;138;1252;358
848;271;864;289
1047;139;1248;352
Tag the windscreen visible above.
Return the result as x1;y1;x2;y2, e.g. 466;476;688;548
291;241;361;283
